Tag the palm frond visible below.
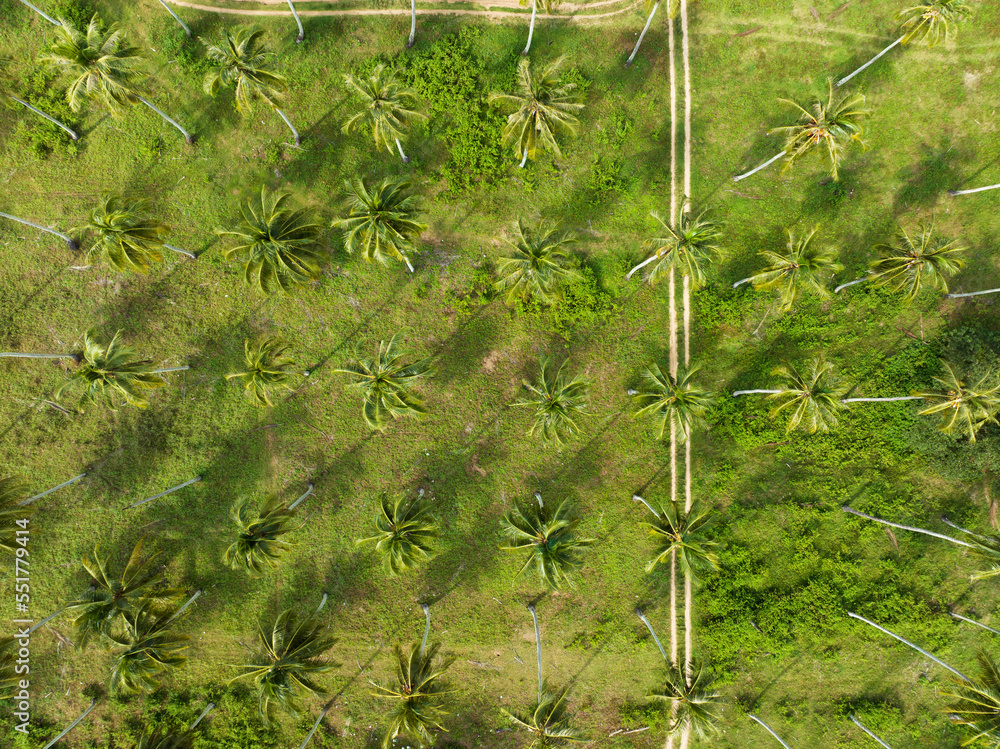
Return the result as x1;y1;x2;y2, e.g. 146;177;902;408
331;178;427;270
202;27;287;112
0;476;34;558
356;493;437;575
224;496;302;575
768;356;847;433
372;641;455;749
917;360;1000;443
341;64;426;153
632;363;715;441
649;663;722;739
225;336;296;406
514;357;590;445
55;329;166;410
748;227;843;311
499;499;592;589
869;220;966;301
640;209;724;287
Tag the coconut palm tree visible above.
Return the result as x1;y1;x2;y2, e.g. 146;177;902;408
917;360;1000;443
356;493;437;575
500;496;592;589
627;208;724;285
495;220;580;305
372;641;454;748
203;27;300;144
341;65;426;163
838;1;973;86
65;538;182;647
945;651;1000;743
230;608;338;725
732;227;843;311
734;82;868;182
41;16;193;143
734;357;847;434
503;604;585;747
519;0;555;56
226;336;297;407
224;495;306;575
217;186;323;295
55;329;185;411
650;663;722;740
0;476;35;558
514;357;589;445
331;178;426;273
78;196;170;275
489;57;585;168
633;363;714;442
866;220;965;301
637;497;720;577
0;57;78;140
109;599;189;697
334;334;434;431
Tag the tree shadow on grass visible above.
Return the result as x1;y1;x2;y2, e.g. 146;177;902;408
892;138;971;215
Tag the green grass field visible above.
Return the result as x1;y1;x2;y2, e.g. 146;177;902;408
2;0;1000;746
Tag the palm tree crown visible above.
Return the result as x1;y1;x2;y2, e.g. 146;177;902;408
489;57;585;164
356;493;437;575
55;329;167;410
226;336;297;407
109;599;188;697
217;186;324;295
495;219;580;305
0;476;34;559
332;178;427;272
768;356;847;433
643;498;721;577
224;497;303;575
372;642;454;749
80;196;168;275
341;64;426;154
203;28;287;112
41;15;144;115
918;360;1000;443
334;334;434;431
748;227;843;311
500;498;593;589
770;81;869;180
515;358;590;445
637;209;724;286
503;685;585;748
868;220;965;301
943;650;1000;745
230;609;338;725
899;0;972;47
650;663;722;739
633;363;715;442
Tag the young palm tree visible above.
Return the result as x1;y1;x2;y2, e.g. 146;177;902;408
0;57;78;140
334;334;434;431
332;178;426;273
514;357;589;445
633;363;714;442
0;476;34;558
734;82;868;182
217;186;323;295
495;220;580;305
55;330;184;411
224;496;304;575
867;220;965;301
519;0;555;56
734;357;847;433
356;493;437;575
226;336;297;407
41;16;193;143
650;664;722;740
916;360;1000;443
372;641;454;748
732;227;843;311
229;608;338;725
109;599;189;697
341;65;426;163
77;196;169;275
838;1;973;86
489;57;585;168
500;497;592;589
66;538;182;647
627;208;723;284
203;28;300;144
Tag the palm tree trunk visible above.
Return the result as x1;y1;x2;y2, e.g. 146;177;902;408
400;251;415;273
394;137;410;164
407;0;417;48
841;396;923;403
9;96;78;140
316;592;328;612
126;476;202;510
16;0;59;25
156;0;192;36
289;483;315;510
950;611;1000;636
287;0;305;43
420;603;431;655
163;243;196;259
528;604;542;702
733;151;787;182
20;473;86;506
297;707;331;749
519;149;529;168
166;589;203;625
522;0;537;56
835;276;869;293
188;702;215;730
947;287;1000;299
151;365;190;374
849;714;893;749
949;183;1000;197
41;698;96;749
847;612;970;681
275;108;301;146
841;506;977;549
626;251;659;281
837;36;903;87
748;714;793;749
732;389;782;397
0;211;77;251
632;494;660;518
635;610;667;661
0;352;76;360
625;3;659;67
732;276;755;288
137;97;193;145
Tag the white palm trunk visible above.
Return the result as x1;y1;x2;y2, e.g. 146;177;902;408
732;276;755;288
669;267;677;378
156;0;191;36
519;149;529;168
626;251;659;280
420;603;431;655
668;15;677;223
680;0;691;209
41;699;97;749
0;351;76;360
841;396;922;403
188;702;215;730
950;611;1000;636
849;714;893;749
20;473;86;506
0;211;77;250
163;243;196;259
733;151;787;182
837;37;903;87
522;0;538;56
395;137;410;164
275;108;301;146
126;476;202;509
408;0;417;48
138;97;193;145
400;251;415;273
847;612;970;681
9;96;78;140
732;389;781;397
289;483;315;510
835;276;869;293
748;714;793;749
151;365;189;374
287;0;305;43
625;3;659;67
297;707;331;749
948;287;1000;299
165;589;203;625
949;183;1000;197
841;506;978;549
16;0;59;25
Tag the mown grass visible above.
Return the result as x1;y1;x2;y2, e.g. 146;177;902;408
1;0;1000;746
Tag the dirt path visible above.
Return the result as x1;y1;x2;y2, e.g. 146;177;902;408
216;0;628;9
